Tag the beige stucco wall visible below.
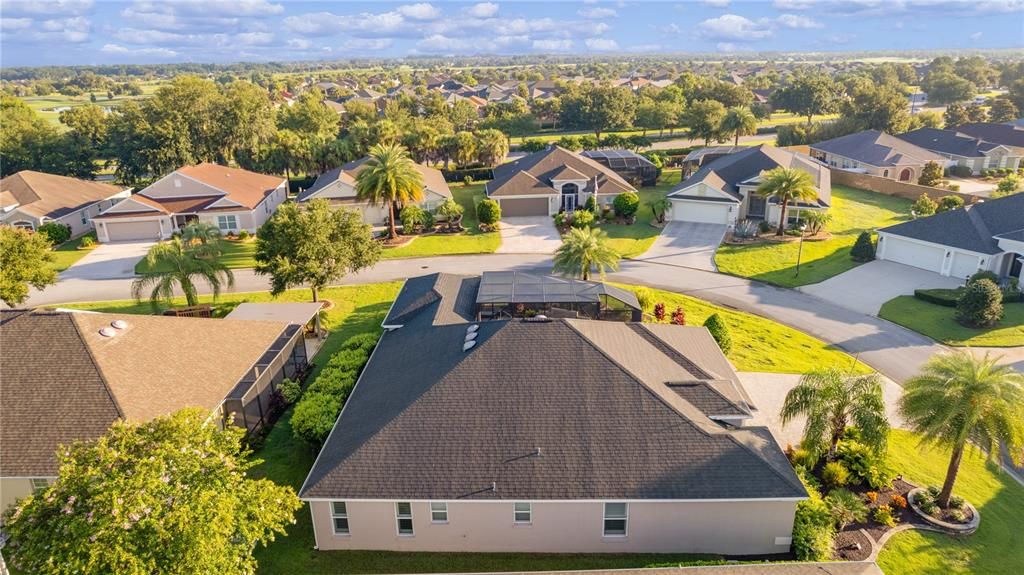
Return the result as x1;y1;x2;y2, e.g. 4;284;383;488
1;478;50;519
309;499;799;555
2;193;129;238
313;181;447;225
813;150;923;181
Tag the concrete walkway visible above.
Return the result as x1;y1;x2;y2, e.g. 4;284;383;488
495;216;562;254
634;222;726;271
801;260;962;316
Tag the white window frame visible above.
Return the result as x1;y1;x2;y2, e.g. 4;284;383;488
430;502;448;524
396;502;414;536
331;501;350;535
216;214;238;232
30;478;49;493
81;210;88;225
513;502;532;525
603;502;628;537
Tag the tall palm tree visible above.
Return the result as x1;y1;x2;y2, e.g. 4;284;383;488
179;220;223;257
720;106;758;146
898;351;1024;508
780;367;890;462
131;238;235;311
354;143;424;240
553;227;621;281
757;167;819;236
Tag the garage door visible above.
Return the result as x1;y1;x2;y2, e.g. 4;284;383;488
104;220;162;241
670;200;732;224
880;236;945;272
950;251;981;279
500;197;549;217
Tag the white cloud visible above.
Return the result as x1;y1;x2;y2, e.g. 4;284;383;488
416;34;474;52
397;3;441;21
585;37;619;51
970;31;983;40
627;44;662;52
578;7;616;18
653;22;680;35
119;0;282;32
0;17;32;30
532;38;573;51
0;0;93;16
286;38;311;50
465;2;499;18
697;14;772;41
340;38;393;51
775;14;823;28
716;42;738;52
775;0;1022;15
100;43;177;58
825;32;855;44
772;0;815;9
234;31;274;45
703;0;731;7
283;11;407;37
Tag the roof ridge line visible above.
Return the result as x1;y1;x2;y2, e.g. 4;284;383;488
68;313;127;421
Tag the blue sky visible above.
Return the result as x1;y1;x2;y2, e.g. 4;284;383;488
1;0;1022;67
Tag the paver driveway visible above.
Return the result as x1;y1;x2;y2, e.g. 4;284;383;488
60;240;154;280
496;216;562;254
634;221;727;271
800;260;962;316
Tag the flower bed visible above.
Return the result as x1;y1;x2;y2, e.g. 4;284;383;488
907;487;979;533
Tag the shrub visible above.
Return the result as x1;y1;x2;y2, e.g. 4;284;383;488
326;348;370;373
956;278;1004;327
949;495;966;510
571;209;595;228
969;270;999;285
290;392;342;445
795;465;823;496
927;485;941;497
279;378;301;404
946;184;960;192
996;173;1020;195
837;440;894;490
825;488;869;529
703;313;732;354
822;461;851;489
918;161;944;186
948;165;973;178
791;448;815;469
341;332;379;352
671;306;686;326
890;494;907;509
873;505;897;527
584;195;597;212
911;194;938;217
758;220;773;234
936;195;964;213
792;495;836;561
79;235;96;248
37;222;71;246
733;219;759;239
865;491;879;504
633;287;653;312
306;369;357;397
802;211;833;234
400;205;430;233
612;191;640;218
237;229;251;240
553;212;567;228
463;175;474;187
476;198;501;225
653;302;666;322
520;139;548;153
949;509;967;522
850;231;875;262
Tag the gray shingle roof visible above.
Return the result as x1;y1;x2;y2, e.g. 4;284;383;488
880;193;1024;255
487;146;635;198
896;128;998;158
956;122;1024;148
811;130;945;167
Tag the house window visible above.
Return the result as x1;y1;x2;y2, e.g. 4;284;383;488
81;210;88;225
396;502;414;535
12;220;34;230
430;502;448;523
514;502;532;524
603;502;628;537
883;170;889;178
217;215;238;231
30;478;49;494
331;502;350;535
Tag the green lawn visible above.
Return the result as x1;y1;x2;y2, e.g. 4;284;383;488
714;185;913;288
601;169;679;258
878;296;1024;347
134;239;257;274
380;184;500;259
50;233;97;273
878;430;1024;575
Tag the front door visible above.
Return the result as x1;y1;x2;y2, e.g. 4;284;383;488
747;195;767;219
174;214;198;229
560;182;579;212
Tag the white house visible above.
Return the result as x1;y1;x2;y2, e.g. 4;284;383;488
0;171;130;238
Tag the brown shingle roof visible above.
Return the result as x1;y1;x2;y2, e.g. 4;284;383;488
486;146;635;198
175;163;285;210
0;171;126;219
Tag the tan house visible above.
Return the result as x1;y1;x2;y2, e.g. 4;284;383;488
896;127;1023;174
809;129;947;182
299;274;806;556
296;157;452;226
90;163;287;242
0;308;312;517
0;171;131;237
486;146;636;217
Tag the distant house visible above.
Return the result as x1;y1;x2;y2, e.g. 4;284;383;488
667;145;830;226
296;157;452;226
0;308;312;515
809;129;946;182
581;149;660;187
681;146;745;178
877;193;1024;280
486;146;636;217
955;122;1024;155
91;164;287;242
895;127;1022;174
0;171;130;237
298;273;805;555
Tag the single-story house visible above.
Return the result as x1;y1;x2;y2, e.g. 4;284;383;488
877;193;1024;280
0;308;311;516
666;145;831;226
91;163;287;243
298;273;805;556
0;171;131;237
581;149;659;187
895;127;1022;174
956;122;1024;150
296;157;452;226
681;146;744;178
809;130;947;182
486;146;636;217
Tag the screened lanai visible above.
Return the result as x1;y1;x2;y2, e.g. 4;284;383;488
475;271;642;322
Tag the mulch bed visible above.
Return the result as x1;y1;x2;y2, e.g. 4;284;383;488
378;235;416;248
834;529;872;561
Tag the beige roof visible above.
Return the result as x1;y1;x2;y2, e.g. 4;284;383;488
72;313;288;421
487;146;635;198
174;163;286;210
0;171;126;219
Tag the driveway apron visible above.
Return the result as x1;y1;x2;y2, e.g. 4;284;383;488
634;221;727;271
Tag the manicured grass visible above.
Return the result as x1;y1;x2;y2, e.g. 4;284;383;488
878;296;1024;347
134;239;258;274
380;184;500;259
877;429;1024;575
49;233;97;273
714;185;913;288
601;169;679;258
621;284;872;374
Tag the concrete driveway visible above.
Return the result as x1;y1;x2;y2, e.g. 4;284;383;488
60;240;154;280
634;221;726;271
801;260;962;316
496;216;562;254
946;177;996;197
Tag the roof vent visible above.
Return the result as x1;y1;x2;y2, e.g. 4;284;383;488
467;324;479;333
173;178;181;188
98;327;117;337
111;320;128;330
462;340;476;352
465;330;477;342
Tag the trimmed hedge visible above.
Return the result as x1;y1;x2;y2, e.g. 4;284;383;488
915;287;1022;307
441;167;494;183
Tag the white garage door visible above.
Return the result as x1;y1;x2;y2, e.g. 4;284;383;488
104;220;162;241
880;236;945;273
670;200;732;224
950;251;982;279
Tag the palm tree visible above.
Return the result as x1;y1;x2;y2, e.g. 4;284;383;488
898;351;1024;508
131;238;235;311
780;367;890;462
757;167;819;236
354;143;424;240
645;197;671;224
553;227;621;281
179;220;223;257
720;106;758;146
